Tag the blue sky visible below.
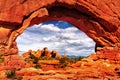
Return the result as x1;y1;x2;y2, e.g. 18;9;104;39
16;21;95;57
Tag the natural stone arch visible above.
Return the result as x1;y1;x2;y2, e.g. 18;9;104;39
0;0;120;57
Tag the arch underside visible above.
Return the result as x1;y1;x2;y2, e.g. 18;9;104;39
0;0;120;56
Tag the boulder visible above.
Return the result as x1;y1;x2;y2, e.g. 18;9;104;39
41;47;51;58
51;50;62;58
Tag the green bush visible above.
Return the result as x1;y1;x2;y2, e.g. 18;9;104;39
25;53;85;69
6;70;15;78
0;52;2;56
0;57;4;62
39;57;58;60
59;58;67;68
34;64;41;69
0;52;4;62
24;58;33;62
16;76;23;80
6;70;23;80
66;56;85;63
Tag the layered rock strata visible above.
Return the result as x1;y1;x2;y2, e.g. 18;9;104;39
0;0;120;58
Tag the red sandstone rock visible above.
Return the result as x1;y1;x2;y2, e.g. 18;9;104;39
0;71;6;79
94;47;120;60
41;47;51;58
63;53;67;58
16;68;41;76
0;0;120;79
4;55;26;70
0;0;119;56
35;49;42;58
51;50;62;58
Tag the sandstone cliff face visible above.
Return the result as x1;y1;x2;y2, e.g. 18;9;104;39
0;0;120;56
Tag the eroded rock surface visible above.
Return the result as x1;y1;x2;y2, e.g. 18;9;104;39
0;0;120;79
0;53;120;80
0;0;120;56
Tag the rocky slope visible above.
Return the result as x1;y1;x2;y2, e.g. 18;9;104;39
0;48;120;80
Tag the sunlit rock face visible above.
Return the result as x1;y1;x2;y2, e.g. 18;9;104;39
0;0;120;58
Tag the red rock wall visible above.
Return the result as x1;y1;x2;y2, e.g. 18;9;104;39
0;0;120;56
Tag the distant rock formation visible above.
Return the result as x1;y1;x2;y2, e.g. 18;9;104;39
22;47;63;59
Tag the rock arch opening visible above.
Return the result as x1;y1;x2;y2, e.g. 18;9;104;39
16;21;95;57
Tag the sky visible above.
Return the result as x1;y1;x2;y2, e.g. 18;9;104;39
16;21;95;57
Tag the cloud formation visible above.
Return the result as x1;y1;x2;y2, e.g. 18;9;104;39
16;22;95;57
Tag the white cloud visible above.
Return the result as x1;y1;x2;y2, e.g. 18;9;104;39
16;23;95;57
39;24;61;32
64;27;78;32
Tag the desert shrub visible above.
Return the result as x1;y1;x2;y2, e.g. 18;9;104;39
13;76;23;80
39;57;47;60
58;56;85;68
66;56;85;63
17;77;23;80
117;72;120;76
24;54;39;63
24;58;33;62
6;70;23;80
59;58;67;68
38;57;60;61
0;56;4;62
30;54;39;63
34;64;41;69
0;52;2;56
0;52;4;62
47;58;57;60
6;70;15;79
61;62;67;68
